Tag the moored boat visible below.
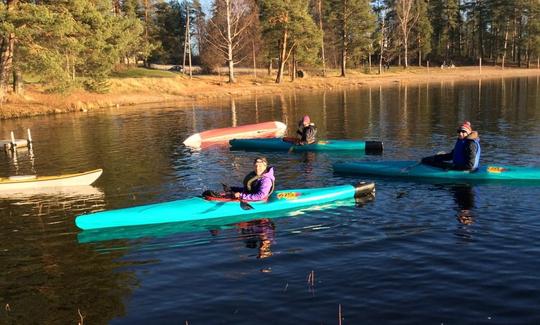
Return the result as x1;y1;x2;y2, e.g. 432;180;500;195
0;169;103;191
230;138;384;153
75;182;375;230
183;121;287;148
334;161;540;182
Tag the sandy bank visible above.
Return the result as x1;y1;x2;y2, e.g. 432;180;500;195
1;66;539;119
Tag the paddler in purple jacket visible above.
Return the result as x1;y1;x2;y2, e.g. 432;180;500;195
228;157;275;202
421;121;481;171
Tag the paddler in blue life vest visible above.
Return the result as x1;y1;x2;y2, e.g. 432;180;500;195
284;115;317;145
421;121;481;171
225;156;275;202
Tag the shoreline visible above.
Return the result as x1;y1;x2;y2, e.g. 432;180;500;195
1;66;539;120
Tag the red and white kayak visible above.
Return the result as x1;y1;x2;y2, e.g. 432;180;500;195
183;121;287;148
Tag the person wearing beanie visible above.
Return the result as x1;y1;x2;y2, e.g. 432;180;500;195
294;115;317;145
421;121;481;171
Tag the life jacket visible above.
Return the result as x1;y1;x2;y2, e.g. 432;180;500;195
452;132;481;169
242;168;275;199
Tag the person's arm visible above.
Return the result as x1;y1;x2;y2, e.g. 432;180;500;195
438;150;453;161
240;178;273;201
229;186;243;193
463;142;478;170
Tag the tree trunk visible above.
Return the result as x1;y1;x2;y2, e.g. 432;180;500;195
418;38;422;66
318;0;326;77
404;42;408;68
252;39;257;79
268;59;272;76
143;0;150;68
340;1;347;77
0;0;17;102
502;21;509;69
12;68;22;94
276;28;288;84
291;51;296;82
225;0;235;83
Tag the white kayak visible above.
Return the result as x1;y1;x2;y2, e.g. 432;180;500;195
0;169;103;191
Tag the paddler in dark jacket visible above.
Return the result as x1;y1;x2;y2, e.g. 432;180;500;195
228;157;275;202
421;121;481;171
295;115;317;145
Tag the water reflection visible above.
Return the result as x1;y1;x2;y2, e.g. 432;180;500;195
0;76;538;324
236;218;275;259
451;185;476;225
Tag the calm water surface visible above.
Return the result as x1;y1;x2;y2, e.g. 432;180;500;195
1;76;540;324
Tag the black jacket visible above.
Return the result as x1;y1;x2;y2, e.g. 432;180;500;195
296;123;317;145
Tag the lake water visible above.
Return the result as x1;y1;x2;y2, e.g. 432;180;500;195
1;76;540;324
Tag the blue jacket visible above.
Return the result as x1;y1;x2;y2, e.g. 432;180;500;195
444;131;481;170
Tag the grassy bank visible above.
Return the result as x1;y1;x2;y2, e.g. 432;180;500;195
1;66;539;119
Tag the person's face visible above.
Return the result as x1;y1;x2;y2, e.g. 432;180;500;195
254;160;267;175
457;129;469;139
302;120;309;127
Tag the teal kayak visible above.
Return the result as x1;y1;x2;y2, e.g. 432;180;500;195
229;138;383;153
75;182;375;230
334;161;540;182
77;197;366;243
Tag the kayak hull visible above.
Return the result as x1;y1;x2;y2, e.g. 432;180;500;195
75;183;375;230
183;121;287;148
230;138;383;152
0;169;103;191
334;161;540;182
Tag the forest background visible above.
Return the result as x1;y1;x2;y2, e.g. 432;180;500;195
0;0;539;117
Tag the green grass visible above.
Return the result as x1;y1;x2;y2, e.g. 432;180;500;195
110;67;178;78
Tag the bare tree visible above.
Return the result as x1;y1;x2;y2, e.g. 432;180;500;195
206;0;256;83
395;0;420;68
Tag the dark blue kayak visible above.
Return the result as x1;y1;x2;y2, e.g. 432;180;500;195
229;138;383;152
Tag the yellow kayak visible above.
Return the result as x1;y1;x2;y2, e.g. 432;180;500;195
0;169;103;191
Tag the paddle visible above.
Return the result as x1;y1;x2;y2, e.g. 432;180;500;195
240;201;254;210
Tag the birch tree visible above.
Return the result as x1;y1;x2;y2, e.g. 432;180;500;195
206;0;256;83
395;0;420;68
